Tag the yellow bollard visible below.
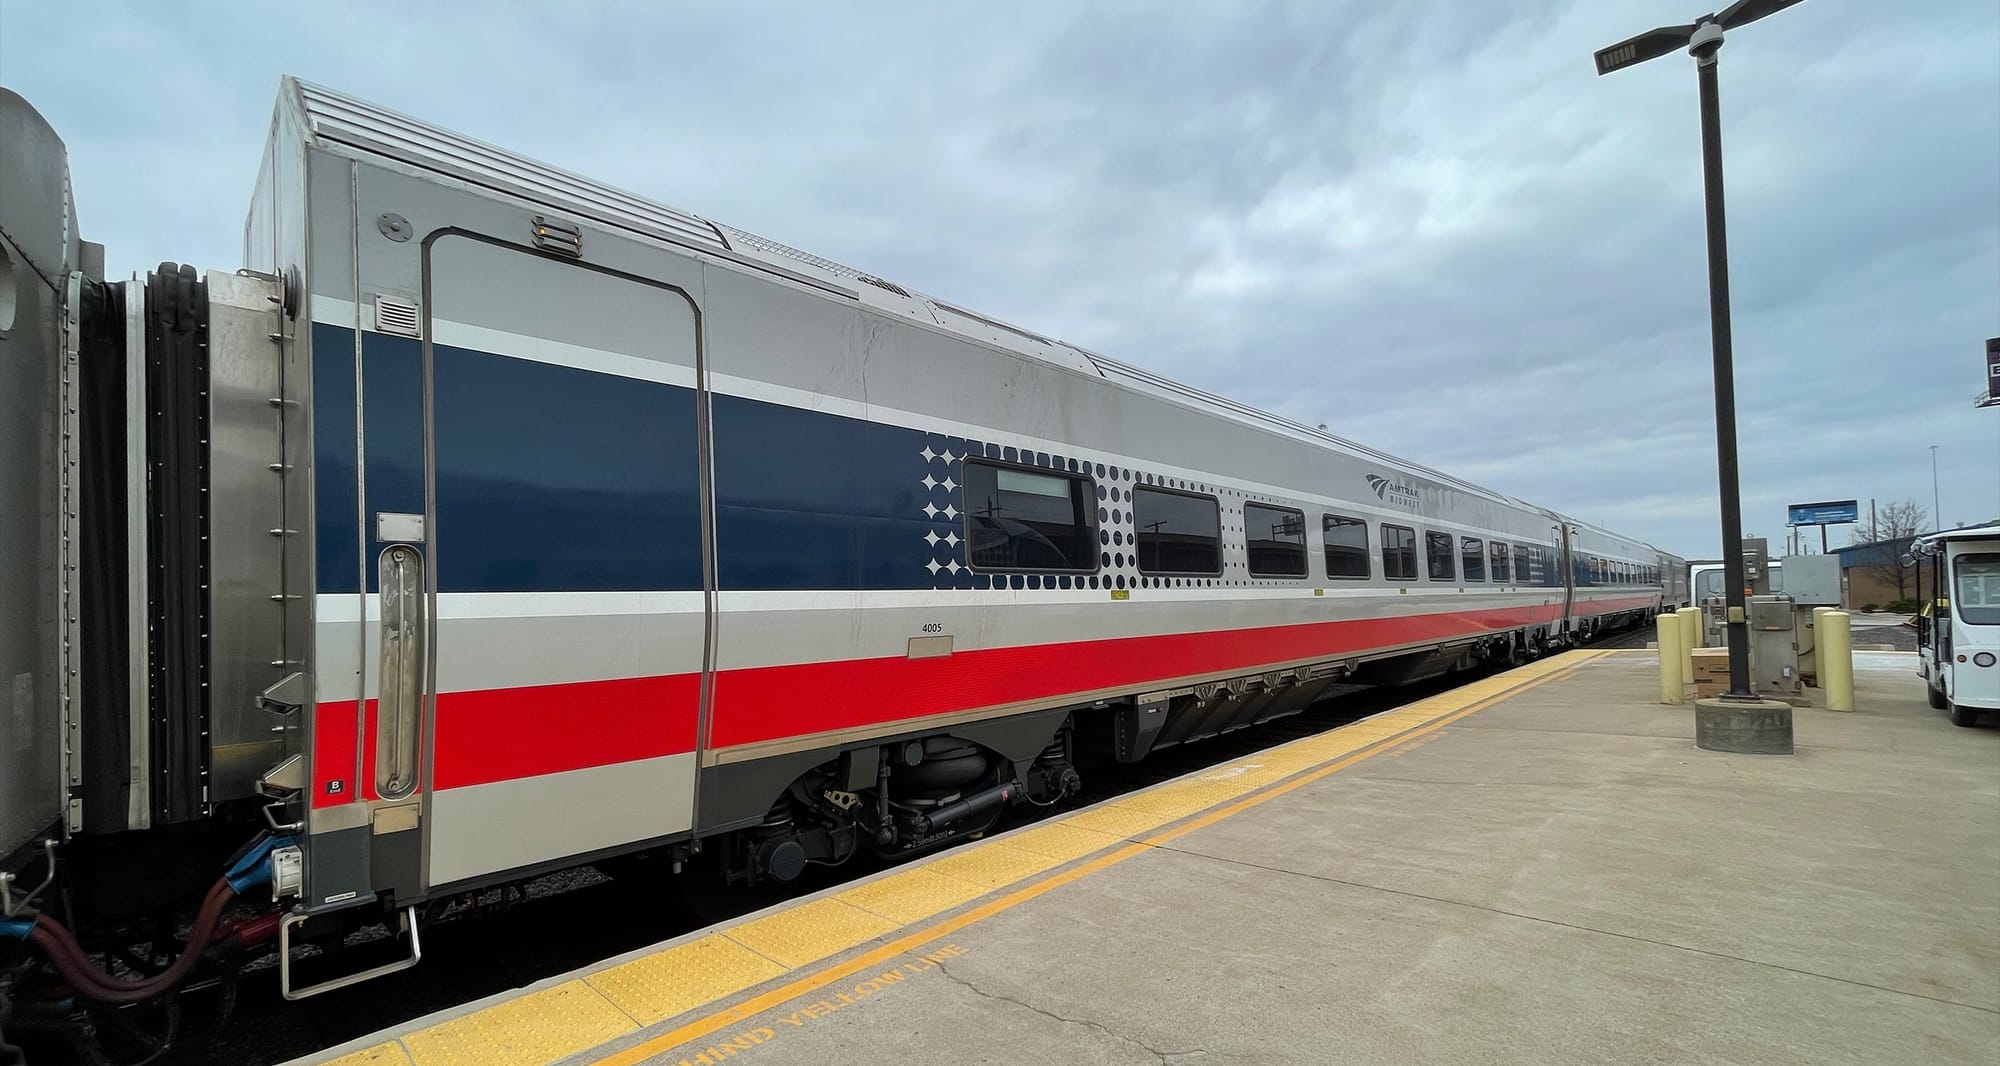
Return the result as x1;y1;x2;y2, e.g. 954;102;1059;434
1657;613;1684;705
1807;606;1834;681
1822;610;1854;712
1677;606;1702;680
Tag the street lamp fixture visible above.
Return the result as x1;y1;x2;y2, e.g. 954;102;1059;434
1594;0;1807;703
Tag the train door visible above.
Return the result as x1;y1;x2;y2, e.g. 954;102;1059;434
1556;525;1576;638
409;232;710;891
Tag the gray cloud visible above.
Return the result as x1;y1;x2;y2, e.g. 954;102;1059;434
4;0;1994;554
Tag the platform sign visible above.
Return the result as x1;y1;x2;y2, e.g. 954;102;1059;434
1986;337;1999;405
1787;500;1858;527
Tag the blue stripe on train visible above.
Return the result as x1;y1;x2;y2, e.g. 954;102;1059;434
711;392;942;591
311;326;958;594
310;323;360;594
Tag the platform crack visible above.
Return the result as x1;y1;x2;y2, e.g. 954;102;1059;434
935;961;1207;1063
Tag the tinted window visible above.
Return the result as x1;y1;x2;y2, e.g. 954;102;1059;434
1955;553;2000;625
1694;568;1725;600
964;462;1094;571
1461;537;1485;581
1383;525;1418;580
1133;487;1221;575
1426;531;1455;581
1244;503;1307;577
1491;542;1511;582
1323;515;1369;579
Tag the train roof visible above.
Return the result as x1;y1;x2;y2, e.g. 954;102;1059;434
283;77;1654;532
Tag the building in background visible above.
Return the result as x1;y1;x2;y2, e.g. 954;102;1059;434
1834;536;1919;610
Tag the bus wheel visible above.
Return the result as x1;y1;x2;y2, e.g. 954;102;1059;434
1928;683;1947;710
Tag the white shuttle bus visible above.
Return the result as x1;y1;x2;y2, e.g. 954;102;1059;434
1913;524;2000;727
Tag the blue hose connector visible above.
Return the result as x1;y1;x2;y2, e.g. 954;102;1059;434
224;833;298;894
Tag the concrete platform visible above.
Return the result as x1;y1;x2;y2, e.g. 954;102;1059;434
296;649;2000;1066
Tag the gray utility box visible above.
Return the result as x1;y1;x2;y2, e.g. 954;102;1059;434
1749;594;1803;702
1743;538;1770;594
1777;554;1841;606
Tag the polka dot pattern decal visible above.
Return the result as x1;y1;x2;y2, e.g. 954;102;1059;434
918;433;1309;592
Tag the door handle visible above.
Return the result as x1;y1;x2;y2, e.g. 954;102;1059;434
376;545;426;799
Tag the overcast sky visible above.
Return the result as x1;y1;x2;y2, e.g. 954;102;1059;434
6;0;1995;558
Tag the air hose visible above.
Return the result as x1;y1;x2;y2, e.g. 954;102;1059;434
5;834;292;1004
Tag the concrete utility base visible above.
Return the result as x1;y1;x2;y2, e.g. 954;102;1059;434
1694;694;1796;754
300;651;2000;1066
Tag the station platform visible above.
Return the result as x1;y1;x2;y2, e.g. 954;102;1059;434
296;649;1999;1066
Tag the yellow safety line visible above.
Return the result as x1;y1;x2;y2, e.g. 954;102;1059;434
575;649;1608;1066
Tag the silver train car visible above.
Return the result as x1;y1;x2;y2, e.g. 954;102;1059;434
0;78;1684;1044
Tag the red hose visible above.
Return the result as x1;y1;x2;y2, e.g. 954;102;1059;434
219;911;283;950
24;881;238;1003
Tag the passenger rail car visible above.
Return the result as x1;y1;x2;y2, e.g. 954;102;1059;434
0;79;1682;1044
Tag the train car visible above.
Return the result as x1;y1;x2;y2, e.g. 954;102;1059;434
1;78;1679;1050
1911;524;2000;727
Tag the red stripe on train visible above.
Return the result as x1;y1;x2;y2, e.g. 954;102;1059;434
709;596;1657;748
312;673;702;807
310;595;1659;805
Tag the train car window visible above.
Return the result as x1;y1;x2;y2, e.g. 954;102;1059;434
1382;524;1418;580
1323;514;1370;579
1491;541;1510;583
1245;503;1308;577
963;461;1096;572
1517;545;1541;585
1461;537;1486;581
1133;486;1222;575
1426;531;1455;581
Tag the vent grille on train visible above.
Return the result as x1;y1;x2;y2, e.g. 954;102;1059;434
857;274;911;298
374;294;421;337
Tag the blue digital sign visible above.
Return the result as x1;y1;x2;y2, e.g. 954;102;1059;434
1787;500;1858;527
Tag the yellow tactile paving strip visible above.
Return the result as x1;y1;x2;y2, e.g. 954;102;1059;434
585;934;787;1026
400;980;636;1066
318;1043;411;1066
832;865;992;924
302;650;1605;1066
721;897;900;969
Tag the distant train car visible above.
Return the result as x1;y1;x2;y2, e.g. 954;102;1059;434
0;79;1681;1049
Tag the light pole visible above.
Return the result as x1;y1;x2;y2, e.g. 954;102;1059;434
1930;444;1941;531
1594;0;1806;705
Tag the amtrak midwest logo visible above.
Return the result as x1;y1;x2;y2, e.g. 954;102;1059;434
1365;474;1421;510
